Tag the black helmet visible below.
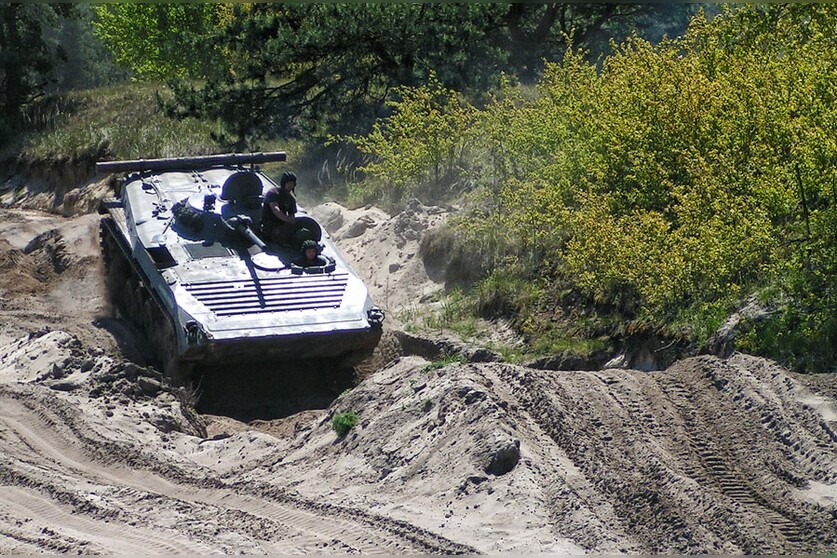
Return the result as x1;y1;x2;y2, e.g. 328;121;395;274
301;239;319;253
280;171;297;187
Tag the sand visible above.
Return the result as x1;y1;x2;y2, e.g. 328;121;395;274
0;198;834;554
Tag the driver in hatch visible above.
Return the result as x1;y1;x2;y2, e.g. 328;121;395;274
295;239;327;268
260;171;313;247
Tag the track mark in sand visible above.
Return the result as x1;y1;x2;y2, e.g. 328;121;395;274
0;402;226;554
494;362;837;554
492;366;651;553
209;482;478;554
0;386;476;554
482;366;639;554
0;486;211;555
0;524;92;554
656;373;812;548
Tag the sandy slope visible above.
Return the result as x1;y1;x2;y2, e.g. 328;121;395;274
308;199;449;318
0;205;834;554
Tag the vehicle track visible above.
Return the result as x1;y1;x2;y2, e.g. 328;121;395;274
477;365;640;554
0;385;477;554
655;356;837;550
655;374;805;550
0;485;211;554
493;360;837;554
99;218;182;380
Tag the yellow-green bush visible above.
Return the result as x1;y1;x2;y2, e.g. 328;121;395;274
342;5;837;370
337;72;476;209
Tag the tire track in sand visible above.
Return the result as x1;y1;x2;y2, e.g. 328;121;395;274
493;359;837;554
0;386;476;554
655;356;836;552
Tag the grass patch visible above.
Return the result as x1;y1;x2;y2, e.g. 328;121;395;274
19;83;222;162
664;298;735;350
397;290;480;338
529;334;608;358
422;290;476;332
737;304;837;373
421;353;467;372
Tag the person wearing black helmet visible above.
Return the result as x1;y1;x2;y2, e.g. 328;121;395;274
296;239;327;268
260;171;312;247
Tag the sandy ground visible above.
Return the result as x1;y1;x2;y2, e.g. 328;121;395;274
0;196;835;554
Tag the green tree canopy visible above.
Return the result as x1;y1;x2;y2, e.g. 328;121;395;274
51;5;129;92
92;4;220;81
167;3;510;143
105;3;694;144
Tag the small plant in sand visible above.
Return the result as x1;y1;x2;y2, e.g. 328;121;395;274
421;353;467;372
332;411;359;437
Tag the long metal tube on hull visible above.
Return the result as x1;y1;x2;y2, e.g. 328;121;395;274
96;152;287;174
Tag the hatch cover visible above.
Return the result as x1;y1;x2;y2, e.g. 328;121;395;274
184;243;232;259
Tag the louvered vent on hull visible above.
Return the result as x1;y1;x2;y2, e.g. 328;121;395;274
184;273;349;316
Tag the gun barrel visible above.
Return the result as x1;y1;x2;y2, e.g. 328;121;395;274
239;224;267;251
97;152;287;174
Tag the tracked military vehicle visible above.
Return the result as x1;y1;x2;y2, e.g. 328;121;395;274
97;152;384;383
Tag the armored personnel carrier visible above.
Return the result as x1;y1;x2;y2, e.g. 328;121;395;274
97;152;384;383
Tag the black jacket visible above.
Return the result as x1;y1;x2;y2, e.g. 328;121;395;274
261;187;296;230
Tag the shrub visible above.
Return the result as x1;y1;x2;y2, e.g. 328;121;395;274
340;5;837;372
335;72;476;209
332;411;359;437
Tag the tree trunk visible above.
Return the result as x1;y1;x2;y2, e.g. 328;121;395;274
504;4;559;82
